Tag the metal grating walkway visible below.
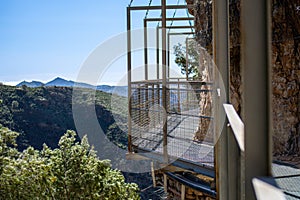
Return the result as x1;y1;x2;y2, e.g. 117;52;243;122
272;162;300;199
131;96;214;168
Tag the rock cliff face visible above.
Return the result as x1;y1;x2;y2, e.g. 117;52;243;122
272;0;300;155
229;0;242;115
189;0;214;142
188;0;299;155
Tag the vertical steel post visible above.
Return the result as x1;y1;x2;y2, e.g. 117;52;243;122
241;0;271;199
157;83;160;117
144;19;149;81
144;19;149;129
212;0;231;199
162;0;168;163
156;27;160;80
167;33;170;79
177;78;181;112
127;7;132;153
167;33;171;113
151;161;157;187
185;37;189;80
185;37;189;112
138;84;141;128
152;84;155;128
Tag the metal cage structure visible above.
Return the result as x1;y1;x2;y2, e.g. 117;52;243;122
126;0;300;200
129;80;215;165
126;2;218;198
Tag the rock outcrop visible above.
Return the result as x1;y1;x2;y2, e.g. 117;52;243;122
188;0;299;155
272;0;299;155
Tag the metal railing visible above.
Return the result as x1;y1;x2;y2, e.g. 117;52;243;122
128;79;215;170
223;104;287;200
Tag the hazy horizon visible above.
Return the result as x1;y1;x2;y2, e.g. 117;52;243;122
1;0;192;86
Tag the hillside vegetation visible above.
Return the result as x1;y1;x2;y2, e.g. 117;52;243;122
0;125;140;199
0;85;128;150
0;85;161;199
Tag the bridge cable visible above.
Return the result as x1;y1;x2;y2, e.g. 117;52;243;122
168;0;181;33
185;4;194;34
128;0;134;7
157;12;162;27
144;0;153;19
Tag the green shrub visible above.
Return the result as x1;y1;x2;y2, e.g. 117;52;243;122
0;126;140;200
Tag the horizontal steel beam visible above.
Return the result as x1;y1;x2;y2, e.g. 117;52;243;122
132;147;215;178
168;32;194;35
145;17;194;22
128;5;191;11
165;26;194;29
131;80;214;85
165;172;217;198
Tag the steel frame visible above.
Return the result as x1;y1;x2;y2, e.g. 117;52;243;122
128;5;192;11
185;37;197;80
132;146;215;178
167;32;194;78
127;0;216;181
128;3;195;163
212;0;272;199
127;0;272;199
212;0;230;199
241;0;272;199
143;16;194;82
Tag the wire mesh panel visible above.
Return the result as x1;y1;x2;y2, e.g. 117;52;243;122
129;79;214;168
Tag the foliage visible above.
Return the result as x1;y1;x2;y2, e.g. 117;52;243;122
0;125;140;200
173;39;200;79
106;123;127;149
11;100;19;110
0;85;128;150
0;85;156;199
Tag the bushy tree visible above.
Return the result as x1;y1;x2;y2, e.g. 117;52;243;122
11;100;19;110
173;39;200;80
0;125;140;200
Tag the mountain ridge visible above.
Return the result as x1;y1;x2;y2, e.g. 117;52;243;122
16;77;127;96
0;84;128;150
0;84;156;199
17;80;44;87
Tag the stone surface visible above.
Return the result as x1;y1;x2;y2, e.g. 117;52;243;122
191;0;299;155
271;0;299;155
229;0;242;114
192;0;214;142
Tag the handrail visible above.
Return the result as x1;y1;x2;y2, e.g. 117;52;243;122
131;79;214;85
129;79;215;171
223;104;245;152
223;104;288;199
252;178;286;200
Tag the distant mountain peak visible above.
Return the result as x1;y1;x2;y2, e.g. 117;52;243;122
45;77;74;87
14;77;127;96
53;77;67;81
16;80;44;87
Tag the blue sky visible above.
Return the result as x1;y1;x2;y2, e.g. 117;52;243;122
0;0;130;85
0;0;192;85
